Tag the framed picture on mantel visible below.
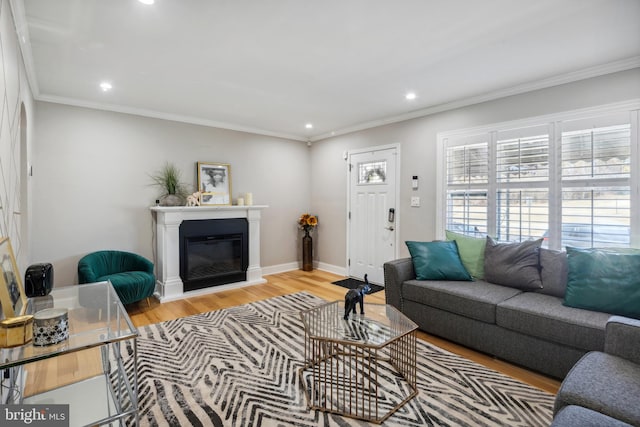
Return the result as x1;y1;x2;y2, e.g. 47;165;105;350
197;162;232;206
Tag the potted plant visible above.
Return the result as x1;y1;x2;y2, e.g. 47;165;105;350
150;162;189;206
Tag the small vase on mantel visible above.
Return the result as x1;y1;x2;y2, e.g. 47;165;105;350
159;194;184;207
302;229;313;272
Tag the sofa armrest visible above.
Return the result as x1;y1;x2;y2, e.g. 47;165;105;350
383;258;415;311
604;316;640;365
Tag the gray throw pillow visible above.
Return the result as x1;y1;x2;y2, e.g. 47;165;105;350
536;248;568;298
484;236;543;290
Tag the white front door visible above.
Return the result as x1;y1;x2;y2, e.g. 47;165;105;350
347;146;399;285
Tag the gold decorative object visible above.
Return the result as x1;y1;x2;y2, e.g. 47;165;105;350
0;237;27;318
0;314;34;347
299;301;418;424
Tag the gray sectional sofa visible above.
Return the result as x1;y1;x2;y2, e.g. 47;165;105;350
384;239;640;426
552;316;640;426
383;248;610;379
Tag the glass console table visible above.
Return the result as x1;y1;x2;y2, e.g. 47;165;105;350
0;281;139;426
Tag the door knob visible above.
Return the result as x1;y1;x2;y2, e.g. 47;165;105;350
385;226;395;231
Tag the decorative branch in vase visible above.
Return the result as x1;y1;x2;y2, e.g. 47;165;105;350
298;213;318;272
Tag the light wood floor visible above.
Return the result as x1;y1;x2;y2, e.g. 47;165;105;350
24;269;560;398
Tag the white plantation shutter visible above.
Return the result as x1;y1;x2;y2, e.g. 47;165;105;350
559;115;631;248
439;104;639;248
495;125;550;242
445;138;488;236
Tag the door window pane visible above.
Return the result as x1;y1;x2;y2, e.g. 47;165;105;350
358;161;387;184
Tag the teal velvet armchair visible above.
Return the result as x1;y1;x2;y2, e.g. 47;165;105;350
78;250;156;305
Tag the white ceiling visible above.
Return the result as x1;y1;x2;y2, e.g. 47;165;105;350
13;0;640;142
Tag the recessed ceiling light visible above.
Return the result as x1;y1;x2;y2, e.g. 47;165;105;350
100;82;113;92
305;123;313;129
138;0;155;4
405;92;417;100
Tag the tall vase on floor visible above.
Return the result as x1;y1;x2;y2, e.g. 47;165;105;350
302;229;313;272
298;213;318;272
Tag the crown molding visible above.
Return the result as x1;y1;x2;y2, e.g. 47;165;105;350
36;94;308;142
436;98;640;140
310;56;640;142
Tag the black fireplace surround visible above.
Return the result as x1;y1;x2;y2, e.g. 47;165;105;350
179;219;249;291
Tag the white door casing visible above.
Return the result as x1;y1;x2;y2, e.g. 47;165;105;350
347;145;399;285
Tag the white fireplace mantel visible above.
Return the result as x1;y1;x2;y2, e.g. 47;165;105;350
150;205;268;302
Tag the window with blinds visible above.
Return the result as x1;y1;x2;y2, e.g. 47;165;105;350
445;140;488;236
559;119;631;248
495;127;550;242
439;105;638;248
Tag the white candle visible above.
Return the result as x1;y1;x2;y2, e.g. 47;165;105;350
237;197;245;206
245;192;253;206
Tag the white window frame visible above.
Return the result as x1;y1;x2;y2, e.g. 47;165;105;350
436;100;640;248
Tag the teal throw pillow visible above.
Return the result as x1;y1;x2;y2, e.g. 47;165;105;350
445;230;486;279
406;240;472;281
564;247;640;319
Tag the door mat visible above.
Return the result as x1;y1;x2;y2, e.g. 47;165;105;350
331;278;385;294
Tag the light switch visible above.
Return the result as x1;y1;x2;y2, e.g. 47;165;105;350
411;196;420;207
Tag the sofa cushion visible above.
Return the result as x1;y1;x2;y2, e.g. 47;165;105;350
403;279;522;324
552;406;635;427
565;247;640;320
406;240;472;281
497;292;608;351
484;237;543;290
445;230;486;279
554;352;640;426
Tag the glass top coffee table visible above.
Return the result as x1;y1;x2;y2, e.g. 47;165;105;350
299;301;418;424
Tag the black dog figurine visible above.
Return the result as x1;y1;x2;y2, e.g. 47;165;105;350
343;274;372;320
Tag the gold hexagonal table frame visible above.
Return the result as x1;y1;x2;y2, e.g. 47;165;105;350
299;301;418;424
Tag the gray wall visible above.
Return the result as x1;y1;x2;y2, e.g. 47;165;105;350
28;68;640;285
31;103;311;285
310;68;640;268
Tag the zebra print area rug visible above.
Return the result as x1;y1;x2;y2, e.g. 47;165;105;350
123;292;554;426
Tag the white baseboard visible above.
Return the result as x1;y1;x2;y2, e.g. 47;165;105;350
261;262;299;275
261;262;346;277
317;262;347;276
